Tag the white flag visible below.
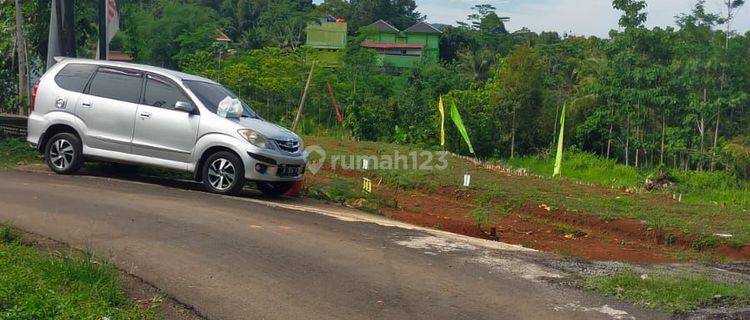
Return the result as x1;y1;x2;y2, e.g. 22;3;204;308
96;0;120;60
106;0;119;43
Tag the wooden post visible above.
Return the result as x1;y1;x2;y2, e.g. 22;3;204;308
292;60;316;132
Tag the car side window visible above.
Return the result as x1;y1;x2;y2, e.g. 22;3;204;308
54;64;97;93
143;75;190;110
87;67;143;104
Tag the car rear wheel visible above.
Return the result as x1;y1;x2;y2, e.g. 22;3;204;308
256;181;294;197
202;151;246;195
45;132;83;174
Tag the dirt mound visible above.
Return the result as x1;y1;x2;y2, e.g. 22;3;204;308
380;187;748;264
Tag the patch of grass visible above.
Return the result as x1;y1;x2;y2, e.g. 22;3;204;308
469;187;516;226
554;224;587;237
0;223;22;244
692;235;721;251
0;138;40;167
468;205;493;227
585;271;750;312
304;177;392;214
0;224;158;319
505;150;750;209
504;152;645;188
664;233;678;246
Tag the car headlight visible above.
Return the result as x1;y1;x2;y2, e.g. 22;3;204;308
238;129;272;149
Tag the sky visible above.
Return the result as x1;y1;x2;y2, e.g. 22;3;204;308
314;0;750;37
418;0;750;37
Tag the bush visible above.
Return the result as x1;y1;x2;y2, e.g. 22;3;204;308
723;136;750;179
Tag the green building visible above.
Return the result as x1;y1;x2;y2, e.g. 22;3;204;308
361;20;442;68
305;18;348;49
305;18;348;67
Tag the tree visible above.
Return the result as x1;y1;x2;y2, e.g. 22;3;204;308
13;0;28;115
457;49;494;83
489;46;545;158
612;0;647;29
348;0;423;31
712;0;746;169
122;0;221;68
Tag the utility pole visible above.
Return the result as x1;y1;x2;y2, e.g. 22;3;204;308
98;0;107;60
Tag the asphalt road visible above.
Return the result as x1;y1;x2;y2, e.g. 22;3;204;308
0;168;666;320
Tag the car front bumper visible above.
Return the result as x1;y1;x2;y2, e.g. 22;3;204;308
240;148;307;182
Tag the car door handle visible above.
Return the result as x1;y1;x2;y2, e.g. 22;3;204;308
81;100;91;107
139;112;151;119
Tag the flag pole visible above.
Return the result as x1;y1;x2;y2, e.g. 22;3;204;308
98;0;106;60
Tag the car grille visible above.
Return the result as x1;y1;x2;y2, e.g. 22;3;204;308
274;139;300;153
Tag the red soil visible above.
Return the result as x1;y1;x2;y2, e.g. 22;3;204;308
379;187;749;264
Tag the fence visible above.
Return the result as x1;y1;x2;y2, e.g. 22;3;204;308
0;114;28;137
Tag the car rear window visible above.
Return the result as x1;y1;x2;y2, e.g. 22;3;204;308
54;64;97;93
88;67;143;104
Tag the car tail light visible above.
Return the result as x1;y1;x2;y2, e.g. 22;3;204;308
30;81;39;112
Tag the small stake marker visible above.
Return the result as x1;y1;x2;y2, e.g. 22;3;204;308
463;174;471;187
678;194;683;202
362;178;372;193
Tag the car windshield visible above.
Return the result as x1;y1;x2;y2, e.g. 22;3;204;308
183;80;258;118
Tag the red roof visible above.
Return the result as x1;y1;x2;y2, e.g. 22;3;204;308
216;31;232;42
360;41;424;49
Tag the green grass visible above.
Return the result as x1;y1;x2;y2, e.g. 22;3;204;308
585;271;750;312
0;224;159;319
504;151;750;208
505;152;645;188
304;177;394;214
0;138;41;167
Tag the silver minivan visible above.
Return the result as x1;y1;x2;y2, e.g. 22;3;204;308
27;58;307;196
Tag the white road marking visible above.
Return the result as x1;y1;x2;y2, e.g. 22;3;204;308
554;303;636;320
395;236;477;253
474;253;564;281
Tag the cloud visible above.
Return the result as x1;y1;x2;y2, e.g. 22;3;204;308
415;0;750;37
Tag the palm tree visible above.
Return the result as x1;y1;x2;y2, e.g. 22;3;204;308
457;49;494;83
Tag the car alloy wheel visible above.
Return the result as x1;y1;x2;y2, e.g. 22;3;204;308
208;158;236;191
49;139;75;171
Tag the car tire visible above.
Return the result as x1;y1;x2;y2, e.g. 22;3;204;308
202;151;246;195
256;181;294;197
44;132;83;174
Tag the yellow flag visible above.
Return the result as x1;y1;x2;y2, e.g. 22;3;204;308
438;96;446;146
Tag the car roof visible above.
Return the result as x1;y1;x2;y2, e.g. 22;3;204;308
57;57;217;84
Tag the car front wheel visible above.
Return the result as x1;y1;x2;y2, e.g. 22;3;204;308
202;151;246;195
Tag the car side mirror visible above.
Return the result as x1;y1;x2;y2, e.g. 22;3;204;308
174;101;195;113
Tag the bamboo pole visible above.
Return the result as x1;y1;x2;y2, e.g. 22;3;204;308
292;60;316;132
